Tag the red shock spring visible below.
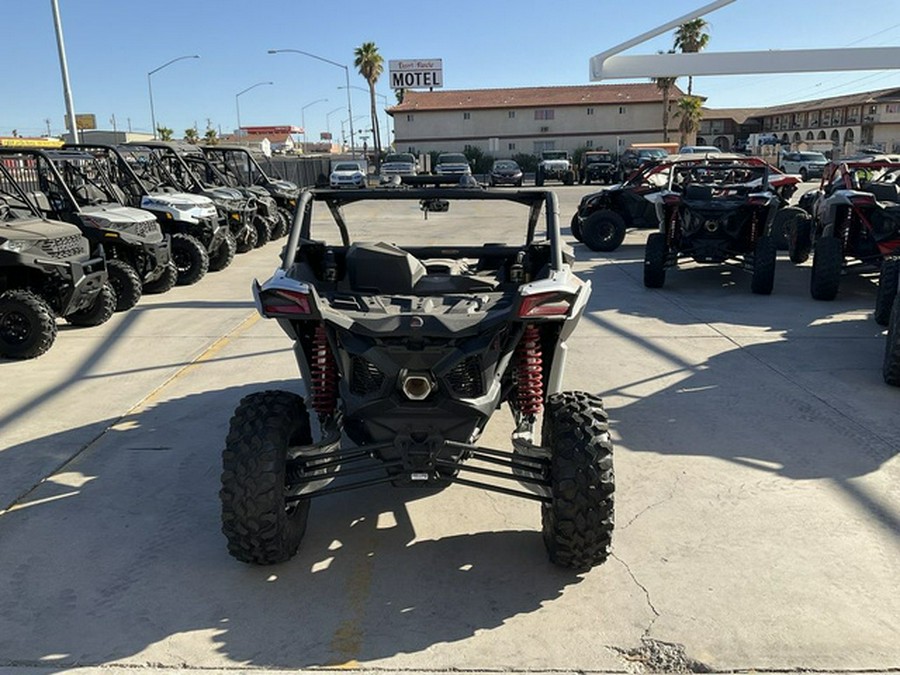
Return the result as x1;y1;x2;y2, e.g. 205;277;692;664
514;324;544;416
310;323;337;416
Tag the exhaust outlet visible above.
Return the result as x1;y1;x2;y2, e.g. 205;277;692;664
401;373;433;400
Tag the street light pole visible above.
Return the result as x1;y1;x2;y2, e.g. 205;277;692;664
148;54;200;139
235;81;274;137
50;0;78;143
338;85;391;154
268;48;356;158
325;106;344;139
301;98;328;153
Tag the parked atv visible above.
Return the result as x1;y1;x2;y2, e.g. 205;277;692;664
642;157;780;294
202;145;300;239
179;147;277;251
220;180;615;570
793;158;900;304
0;162;111;358
1;147;172;311
84;143;224;285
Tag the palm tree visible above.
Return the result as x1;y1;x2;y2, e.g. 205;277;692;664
354;42;384;168
203;127;218;146
673;19;710;96
675;96;704;147
157;126;173;141
651;51;678;142
184;127;199;144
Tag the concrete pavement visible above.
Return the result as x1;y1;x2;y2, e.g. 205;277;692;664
0;184;897;673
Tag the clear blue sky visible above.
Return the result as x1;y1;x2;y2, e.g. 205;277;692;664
3;0;899;142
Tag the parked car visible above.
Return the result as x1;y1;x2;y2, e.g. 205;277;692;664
489;159;523;187
579;150;617;185
434;153;472;176
793;158;900;305
535;151;575;186
618;146;669;180
380;153;418;177
330;162;367;189
642;156;782;294
779;151;828;182
677;145;722;154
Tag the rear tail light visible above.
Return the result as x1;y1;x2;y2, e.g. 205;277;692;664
517;291;573;318
663;194;681;205
850;195;875;207
260;289;311;316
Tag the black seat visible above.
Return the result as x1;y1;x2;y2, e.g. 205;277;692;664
866;182;900;203
684;184;714;201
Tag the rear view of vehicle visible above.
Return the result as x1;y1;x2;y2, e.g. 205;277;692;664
795;159;900;303
0;162;109;358
642;157;779;294
220;182;615;570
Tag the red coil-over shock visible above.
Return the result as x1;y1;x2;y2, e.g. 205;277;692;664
514;324;544;416
310;323;337;416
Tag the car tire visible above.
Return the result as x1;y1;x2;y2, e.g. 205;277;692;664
750;235;777;295
66;282;116;327
800;167;808;182
541;391;614;570
874;257;900;326
570;213;584;242
220;390;313;564
564;170;576;186
208;230;237;272
106;259;143;312
884;294;900;386
0;289;57;359
643;232;668;289
810;236;843;300
535;170;544;187
143;261;178;295
582;210;627;252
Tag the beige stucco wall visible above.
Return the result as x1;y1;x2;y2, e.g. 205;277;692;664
392;101;671;157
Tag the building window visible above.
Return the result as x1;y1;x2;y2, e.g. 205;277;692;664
406;114;414;122
463;112;471;120
587;107;594;115
508;110;516;119
534;141;555;153
618;106;626;114
586;139;593;147
534;109;555;120
508;142;516;150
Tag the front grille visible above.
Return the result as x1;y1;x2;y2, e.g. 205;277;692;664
133;220;163;241
446;357;484;398
350;356;385;395
39;234;86;259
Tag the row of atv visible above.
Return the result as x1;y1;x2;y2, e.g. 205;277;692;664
570;154;900;386
0;142;299;359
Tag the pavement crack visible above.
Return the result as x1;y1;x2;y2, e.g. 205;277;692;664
620;473;681;530
613;552;660;638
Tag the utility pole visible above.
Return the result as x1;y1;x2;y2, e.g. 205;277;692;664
50;0;78;143
44;119;52;137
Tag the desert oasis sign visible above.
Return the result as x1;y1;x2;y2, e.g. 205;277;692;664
388;59;443;89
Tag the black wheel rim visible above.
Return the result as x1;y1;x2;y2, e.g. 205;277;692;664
172;247;192;274
0;310;30;345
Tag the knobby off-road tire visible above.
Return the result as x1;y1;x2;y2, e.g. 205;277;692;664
874;257;899;326
583;210;627;253
0;289;57;359
143;261;178;295
272;208;291;239
235;225;258;254
570;213;584;242
253;217;271;248
208;230;237;272
751;235;777;295
810;236;843;301
66;282;116;327
772;206;807;252
883;294;900;386
643;232;668;289
788;212;813;264
221;390;313;564
106;259;143;312
171;233;209;286
564;170;576;186
535;170;544;187
541;391;615;570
